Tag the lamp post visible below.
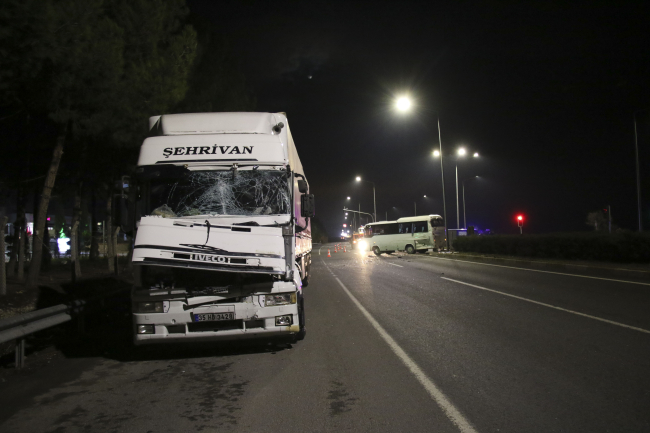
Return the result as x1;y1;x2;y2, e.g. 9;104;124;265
395;95;449;249
434;147;478;230
414;195;427;216
462;176;479;229
355;176;376;223
634;111;643;231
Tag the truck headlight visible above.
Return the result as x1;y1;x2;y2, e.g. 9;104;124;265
264;293;297;306
136;301;163;313
137;325;155;334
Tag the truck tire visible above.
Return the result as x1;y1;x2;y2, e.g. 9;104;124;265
405;244;416;254
302;255;311;287
295;293;306;341
373;246;381;256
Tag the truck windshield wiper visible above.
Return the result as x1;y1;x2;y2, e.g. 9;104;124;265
233;221;283;227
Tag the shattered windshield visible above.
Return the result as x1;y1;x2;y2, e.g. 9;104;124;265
145;169;290;217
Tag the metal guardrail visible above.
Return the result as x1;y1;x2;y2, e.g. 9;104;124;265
0;285;130;368
0;305;71;368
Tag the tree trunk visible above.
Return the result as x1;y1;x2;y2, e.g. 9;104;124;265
8;187;22;277
90;188;99;260
7;227;17;278
70;221;80;282
106;192;114;273
1;216;7;296
113;226;120;275
17;217;25;282
70;185;82;281
42;219;51;271
26;122;67;288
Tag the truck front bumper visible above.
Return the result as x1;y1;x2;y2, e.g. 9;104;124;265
133;303;299;345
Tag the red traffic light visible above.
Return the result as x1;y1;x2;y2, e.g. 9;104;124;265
343;223;347;227
517;215;523;221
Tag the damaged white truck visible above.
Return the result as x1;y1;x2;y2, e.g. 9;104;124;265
121;112;314;345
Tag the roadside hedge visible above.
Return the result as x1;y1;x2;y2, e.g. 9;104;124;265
453;232;650;263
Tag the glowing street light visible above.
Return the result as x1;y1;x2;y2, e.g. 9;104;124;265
394;94;448;250
436;146;479;229
395;96;412;112
355;176;376;223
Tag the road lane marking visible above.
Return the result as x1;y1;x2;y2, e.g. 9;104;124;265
387;262;404;268
432;257;650;286
441;277;650;335
324;262;478;433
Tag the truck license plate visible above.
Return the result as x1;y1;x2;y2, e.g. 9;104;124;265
193;312;235;322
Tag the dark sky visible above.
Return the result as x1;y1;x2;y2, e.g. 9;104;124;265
188;0;650;237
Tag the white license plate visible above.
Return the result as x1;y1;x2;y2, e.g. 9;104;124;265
193;312;235;322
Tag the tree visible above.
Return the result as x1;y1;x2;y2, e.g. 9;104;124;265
1;0;198;284
586;211;607;231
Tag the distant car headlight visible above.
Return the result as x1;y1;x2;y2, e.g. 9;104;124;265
358;240;368;251
136;301;163;313
263;293;297;306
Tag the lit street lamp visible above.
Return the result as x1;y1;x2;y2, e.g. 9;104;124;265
355;176;376;223
414;195;428;216
393;95;449;250
435;147;478;229
395;96;412;112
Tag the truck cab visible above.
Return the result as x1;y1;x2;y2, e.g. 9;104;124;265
128;112;313;345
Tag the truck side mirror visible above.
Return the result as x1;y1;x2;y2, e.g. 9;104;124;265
300;194;315;218
297;179;308;194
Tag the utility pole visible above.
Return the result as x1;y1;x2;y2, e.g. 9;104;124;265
634;113;643;231
437;117;449;250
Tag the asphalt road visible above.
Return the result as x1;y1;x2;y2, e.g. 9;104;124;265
2;243;650;432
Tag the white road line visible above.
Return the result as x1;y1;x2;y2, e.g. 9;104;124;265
387;262;404;268
441;277;650;335
432;256;650;286
323;262;478;433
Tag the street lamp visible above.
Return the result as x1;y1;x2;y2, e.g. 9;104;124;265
355;176;376;223
395;96;412;112
462;176;479;229
434;147;478;229
393;95;448;250
414;195;428;216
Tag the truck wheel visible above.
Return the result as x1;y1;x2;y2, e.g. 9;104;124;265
405;244;416;254
295;293;306;341
302;255;311;287
372;246;381;256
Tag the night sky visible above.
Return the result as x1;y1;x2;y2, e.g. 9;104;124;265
189;0;650;237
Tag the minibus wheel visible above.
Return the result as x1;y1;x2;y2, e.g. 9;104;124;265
405;244;416;254
373;246;381;256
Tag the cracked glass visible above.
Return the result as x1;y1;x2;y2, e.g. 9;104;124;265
146;170;290;217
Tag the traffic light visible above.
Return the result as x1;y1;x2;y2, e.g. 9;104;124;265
516;214;524;234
